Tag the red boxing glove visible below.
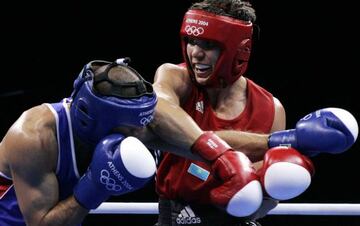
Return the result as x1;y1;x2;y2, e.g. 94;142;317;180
258;146;315;200
192;132;262;217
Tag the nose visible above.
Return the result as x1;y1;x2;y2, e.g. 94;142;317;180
190;44;205;60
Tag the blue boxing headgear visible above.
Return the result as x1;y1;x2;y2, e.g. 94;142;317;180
70;58;157;145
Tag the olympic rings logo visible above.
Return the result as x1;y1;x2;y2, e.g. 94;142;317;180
185;25;204;36
100;170;122;192
140;115;153;126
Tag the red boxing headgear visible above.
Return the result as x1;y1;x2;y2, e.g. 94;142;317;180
180;10;253;87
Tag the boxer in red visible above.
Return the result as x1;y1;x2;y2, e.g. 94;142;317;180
143;0;358;225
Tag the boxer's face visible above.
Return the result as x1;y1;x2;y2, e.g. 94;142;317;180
186;38;220;85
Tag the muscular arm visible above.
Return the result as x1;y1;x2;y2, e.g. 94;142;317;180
3;105;88;226
214;130;268;162
149;64;285;162
215;97;286;162
146;64;205;160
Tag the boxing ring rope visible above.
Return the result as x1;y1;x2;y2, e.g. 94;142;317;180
90;202;360;216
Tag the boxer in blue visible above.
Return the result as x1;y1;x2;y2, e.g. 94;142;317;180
0;58;157;226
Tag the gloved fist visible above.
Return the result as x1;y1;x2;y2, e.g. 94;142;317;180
257;146;314;200
192;132;262;217
73;134;156;209
268;108;358;156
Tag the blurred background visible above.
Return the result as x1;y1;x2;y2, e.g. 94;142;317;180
1;1;359;225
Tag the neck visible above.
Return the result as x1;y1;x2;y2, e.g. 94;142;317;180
205;77;248;120
206;77;247;106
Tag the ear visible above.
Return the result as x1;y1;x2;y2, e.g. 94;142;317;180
236;39;252;63
233;39;252;75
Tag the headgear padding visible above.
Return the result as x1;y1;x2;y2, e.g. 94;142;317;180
70;58;157;145
180;10;253;87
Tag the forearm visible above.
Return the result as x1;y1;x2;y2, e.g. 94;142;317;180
215;130;269;162
37;196;88;226
149;98;203;159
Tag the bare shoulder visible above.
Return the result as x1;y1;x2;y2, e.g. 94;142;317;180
14;104;56;137
154;63;192;101
1;104;58;173
271;97;286;132
154;64;190;89
154;63;187;81
19;104;56;132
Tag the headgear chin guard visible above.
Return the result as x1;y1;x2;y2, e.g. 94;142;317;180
180;9;253;87
70;58;157;145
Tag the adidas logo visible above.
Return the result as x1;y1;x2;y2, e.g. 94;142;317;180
195;101;204;114
176;205;201;225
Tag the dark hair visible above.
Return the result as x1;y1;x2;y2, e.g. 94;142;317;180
190;0;256;22
94;65;142;97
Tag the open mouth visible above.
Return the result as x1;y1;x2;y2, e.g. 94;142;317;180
193;63;212;78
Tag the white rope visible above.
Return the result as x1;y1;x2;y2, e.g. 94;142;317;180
91;202;158;214
90;202;360;215
268;203;360;215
